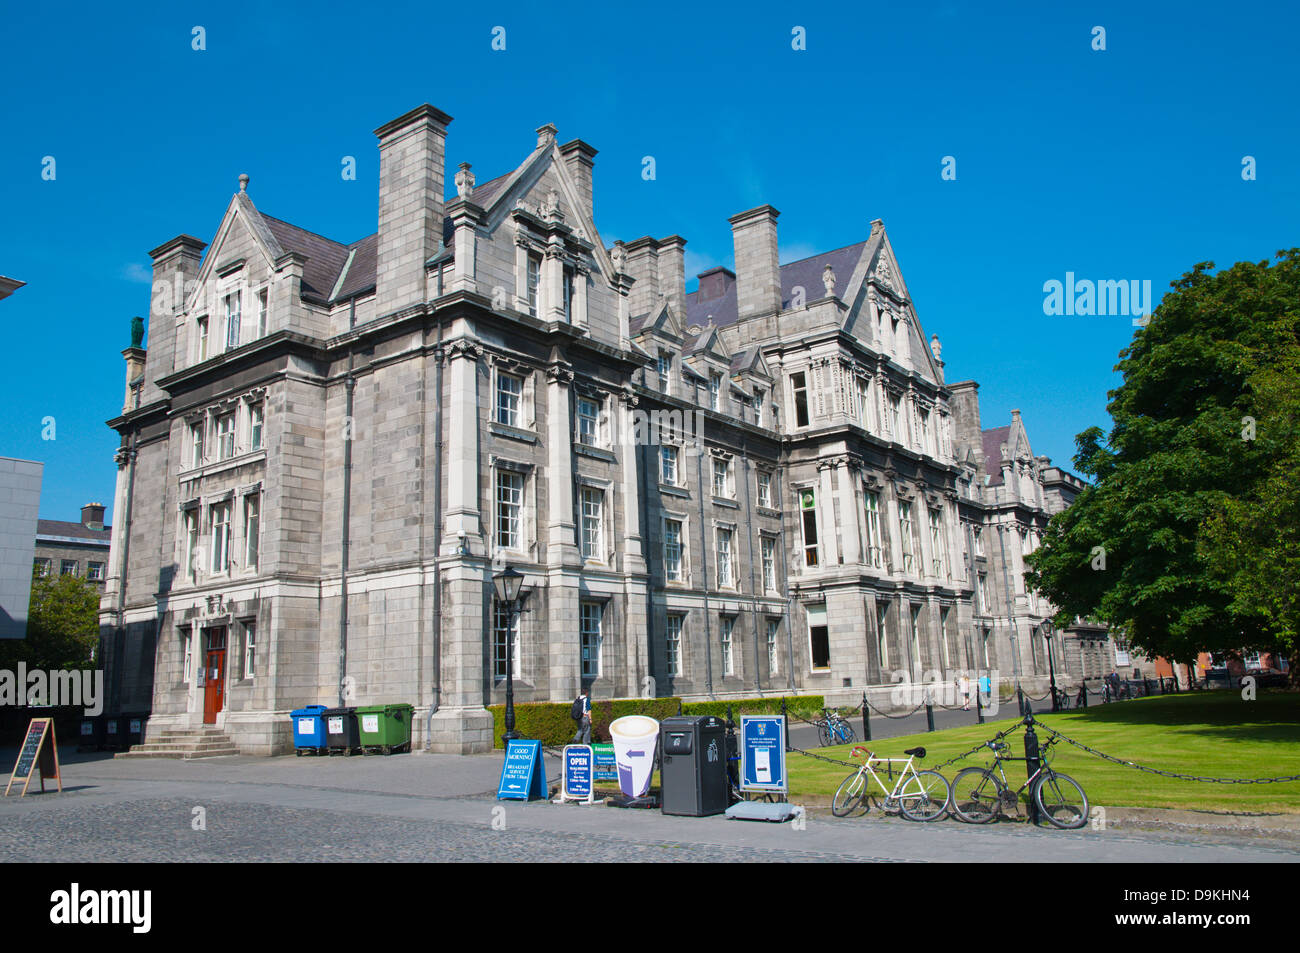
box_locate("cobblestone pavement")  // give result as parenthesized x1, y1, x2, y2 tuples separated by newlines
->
(1, 752, 1296, 863)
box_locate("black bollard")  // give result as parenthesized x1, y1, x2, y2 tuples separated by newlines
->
(1080, 682, 1088, 708)
(1023, 714, 1041, 825)
(1017, 686, 1026, 717)
(861, 692, 871, 742)
(976, 688, 985, 724)
(925, 689, 936, 733)
(782, 697, 790, 751)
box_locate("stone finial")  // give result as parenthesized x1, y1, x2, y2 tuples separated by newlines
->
(238, 173, 250, 193)
(876, 255, 893, 285)
(822, 264, 836, 297)
(536, 123, 557, 148)
(541, 187, 562, 221)
(930, 333, 942, 362)
(455, 162, 475, 199)
(130, 316, 145, 348)
(610, 240, 627, 274)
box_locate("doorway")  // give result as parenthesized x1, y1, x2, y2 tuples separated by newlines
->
(203, 626, 227, 724)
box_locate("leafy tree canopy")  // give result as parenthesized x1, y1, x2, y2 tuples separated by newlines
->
(0, 570, 100, 671)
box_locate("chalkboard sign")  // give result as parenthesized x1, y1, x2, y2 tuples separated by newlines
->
(5, 718, 62, 797)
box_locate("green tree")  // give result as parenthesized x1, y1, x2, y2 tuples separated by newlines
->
(1026, 250, 1300, 682)
(0, 570, 100, 671)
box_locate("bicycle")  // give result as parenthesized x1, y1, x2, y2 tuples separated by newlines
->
(831, 745, 951, 821)
(948, 731, 1089, 829)
(816, 708, 857, 747)
(1051, 686, 1072, 710)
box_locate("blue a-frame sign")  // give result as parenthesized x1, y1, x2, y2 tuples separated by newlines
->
(497, 739, 547, 800)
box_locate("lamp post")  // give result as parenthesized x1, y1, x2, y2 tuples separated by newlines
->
(1041, 620, 1058, 712)
(493, 566, 529, 744)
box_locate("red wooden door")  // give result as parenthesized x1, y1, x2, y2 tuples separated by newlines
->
(203, 627, 227, 724)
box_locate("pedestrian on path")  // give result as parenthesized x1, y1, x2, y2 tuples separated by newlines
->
(571, 688, 592, 745)
(958, 675, 971, 710)
(978, 672, 992, 706)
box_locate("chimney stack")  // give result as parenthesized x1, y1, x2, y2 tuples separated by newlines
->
(81, 502, 106, 531)
(624, 237, 661, 318)
(374, 104, 453, 315)
(729, 205, 782, 318)
(656, 236, 687, 317)
(559, 139, 597, 221)
(142, 235, 205, 405)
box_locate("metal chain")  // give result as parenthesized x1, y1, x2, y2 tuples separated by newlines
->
(864, 696, 928, 720)
(929, 722, 1025, 771)
(1034, 722, 1300, 784)
(787, 745, 863, 769)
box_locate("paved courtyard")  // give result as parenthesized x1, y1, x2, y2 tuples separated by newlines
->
(2, 749, 1297, 863)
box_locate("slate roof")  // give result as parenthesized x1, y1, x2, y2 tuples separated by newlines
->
(36, 520, 112, 543)
(981, 426, 1011, 485)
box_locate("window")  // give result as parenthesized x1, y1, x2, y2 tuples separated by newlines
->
(216, 413, 235, 460)
(88, 561, 105, 581)
(249, 403, 264, 451)
(33, 558, 51, 577)
(660, 445, 679, 486)
(982, 627, 991, 667)
(808, 604, 830, 669)
(196, 317, 208, 361)
(919, 409, 932, 455)
(857, 378, 872, 430)
(977, 573, 989, 614)
(864, 490, 884, 568)
(940, 606, 951, 669)
(580, 601, 602, 678)
(563, 267, 574, 323)
(888, 395, 902, 441)
(495, 470, 523, 551)
(189, 421, 204, 468)
(1020, 527, 1031, 557)
(257, 289, 268, 337)
(929, 507, 948, 578)
(210, 502, 231, 573)
(909, 605, 924, 674)
(580, 487, 604, 562)
(244, 494, 260, 572)
(973, 525, 985, 557)
(526, 252, 541, 316)
(761, 537, 777, 593)
(716, 527, 733, 588)
(243, 621, 257, 679)
(708, 372, 722, 411)
(61, 559, 77, 576)
(800, 488, 819, 568)
(182, 632, 193, 685)
(225, 290, 241, 350)
(720, 616, 736, 676)
(666, 614, 683, 677)
(791, 372, 810, 427)
(492, 601, 520, 680)
(184, 511, 199, 582)
(496, 372, 522, 428)
(753, 388, 765, 427)
(767, 619, 779, 676)
(657, 351, 672, 393)
(757, 470, 772, 508)
(899, 502, 916, 574)
(664, 519, 684, 582)
(577, 396, 601, 446)
(711, 457, 733, 498)
(876, 602, 890, 669)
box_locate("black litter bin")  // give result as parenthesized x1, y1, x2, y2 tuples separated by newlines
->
(323, 707, 360, 754)
(102, 716, 124, 750)
(659, 715, 730, 817)
(124, 713, 147, 748)
(77, 716, 103, 752)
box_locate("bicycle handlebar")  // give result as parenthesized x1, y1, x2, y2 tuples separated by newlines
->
(850, 745, 873, 760)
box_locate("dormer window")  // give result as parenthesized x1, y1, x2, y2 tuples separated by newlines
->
(753, 388, 766, 427)
(196, 317, 209, 362)
(708, 372, 722, 411)
(526, 253, 542, 317)
(657, 351, 672, 393)
(224, 290, 241, 350)
(257, 289, 269, 337)
(791, 372, 810, 428)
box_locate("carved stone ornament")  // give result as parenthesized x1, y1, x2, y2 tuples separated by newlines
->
(930, 333, 942, 362)
(876, 255, 893, 287)
(610, 241, 627, 274)
(455, 162, 475, 199)
(822, 264, 836, 297)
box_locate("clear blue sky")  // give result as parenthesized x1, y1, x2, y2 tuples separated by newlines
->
(2, 1, 1296, 524)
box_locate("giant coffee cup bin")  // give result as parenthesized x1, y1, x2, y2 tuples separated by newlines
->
(322, 707, 360, 755)
(659, 715, 729, 817)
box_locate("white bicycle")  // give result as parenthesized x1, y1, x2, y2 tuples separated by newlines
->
(831, 745, 951, 821)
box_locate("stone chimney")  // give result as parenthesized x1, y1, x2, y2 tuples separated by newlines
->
(729, 205, 782, 318)
(696, 267, 735, 303)
(656, 236, 687, 317)
(81, 503, 106, 531)
(947, 380, 984, 466)
(142, 235, 205, 405)
(559, 139, 597, 221)
(374, 104, 453, 316)
(624, 237, 661, 318)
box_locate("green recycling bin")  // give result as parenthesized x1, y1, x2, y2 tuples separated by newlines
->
(355, 703, 414, 754)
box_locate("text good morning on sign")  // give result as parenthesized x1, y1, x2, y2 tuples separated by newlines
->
(5, 717, 62, 797)
(497, 739, 547, 801)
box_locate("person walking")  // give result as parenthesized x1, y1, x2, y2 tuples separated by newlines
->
(978, 672, 992, 706)
(958, 674, 971, 710)
(571, 688, 592, 745)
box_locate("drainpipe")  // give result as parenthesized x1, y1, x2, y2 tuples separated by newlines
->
(742, 452, 761, 694)
(427, 286, 444, 745)
(778, 464, 796, 693)
(339, 298, 356, 707)
(695, 435, 714, 697)
(112, 431, 138, 716)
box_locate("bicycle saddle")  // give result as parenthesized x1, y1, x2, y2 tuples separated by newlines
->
(904, 746, 926, 758)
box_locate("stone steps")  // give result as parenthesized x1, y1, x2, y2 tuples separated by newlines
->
(116, 726, 240, 760)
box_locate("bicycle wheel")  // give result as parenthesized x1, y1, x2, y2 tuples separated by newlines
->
(898, 770, 951, 822)
(831, 770, 867, 817)
(841, 723, 857, 745)
(949, 767, 1001, 824)
(1033, 771, 1089, 829)
(817, 721, 831, 746)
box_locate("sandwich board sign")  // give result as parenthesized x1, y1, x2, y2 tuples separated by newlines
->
(557, 744, 596, 804)
(592, 742, 617, 781)
(497, 739, 546, 801)
(739, 715, 787, 795)
(5, 717, 62, 797)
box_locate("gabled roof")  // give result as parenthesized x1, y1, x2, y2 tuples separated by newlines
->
(981, 426, 1011, 485)
(36, 519, 112, 542)
(261, 214, 352, 305)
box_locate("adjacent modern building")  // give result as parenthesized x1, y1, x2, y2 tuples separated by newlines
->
(0, 457, 43, 639)
(33, 503, 112, 588)
(101, 105, 1109, 754)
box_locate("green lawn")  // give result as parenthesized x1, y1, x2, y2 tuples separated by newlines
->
(787, 691, 1300, 813)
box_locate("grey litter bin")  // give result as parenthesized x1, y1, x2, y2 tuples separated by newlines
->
(659, 715, 729, 817)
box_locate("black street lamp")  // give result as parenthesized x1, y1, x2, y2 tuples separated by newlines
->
(492, 566, 529, 744)
(1041, 620, 1059, 712)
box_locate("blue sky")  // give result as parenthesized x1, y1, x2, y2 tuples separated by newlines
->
(2, 1, 1296, 523)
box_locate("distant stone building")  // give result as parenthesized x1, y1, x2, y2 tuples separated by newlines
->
(102, 105, 1109, 755)
(33, 503, 111, 588)
(0, 457, 43, 639)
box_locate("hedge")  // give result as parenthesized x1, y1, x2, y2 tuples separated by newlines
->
(487, 694, 826, 748)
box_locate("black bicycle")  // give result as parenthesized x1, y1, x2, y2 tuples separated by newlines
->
(949, 732, 1089, 829)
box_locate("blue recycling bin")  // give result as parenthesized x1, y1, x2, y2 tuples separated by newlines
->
(291, 705, 330, 755)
